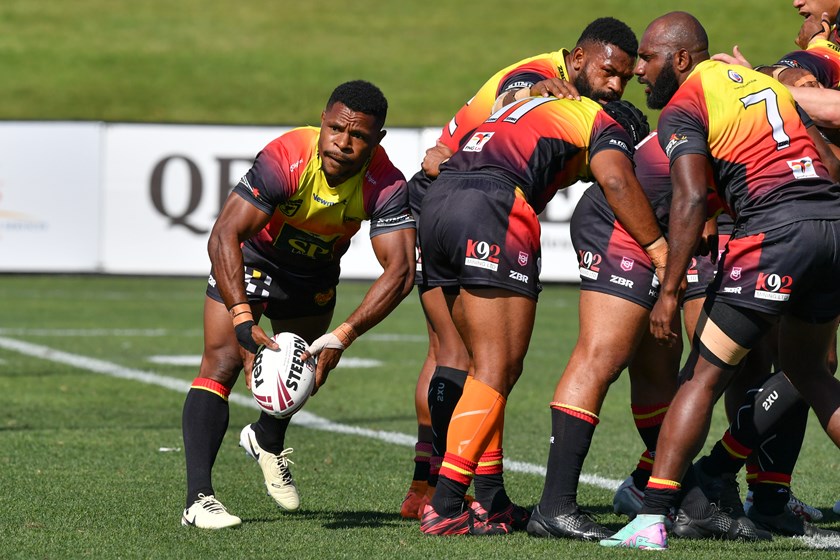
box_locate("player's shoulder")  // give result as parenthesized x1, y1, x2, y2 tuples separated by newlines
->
(365, 146, 407, 188)
(261, 126, 318, 162)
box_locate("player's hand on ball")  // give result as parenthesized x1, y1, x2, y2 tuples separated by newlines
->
(242, 324, 277, 390)
(301, 323, 358, 395)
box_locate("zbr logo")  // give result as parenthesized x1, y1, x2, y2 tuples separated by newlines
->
(727, 69, 743, 83)
(465, 239, 500, 271)
(463, 132, 495, 152)
(787, 157, 818, 179)
(755, 272, 793, 302)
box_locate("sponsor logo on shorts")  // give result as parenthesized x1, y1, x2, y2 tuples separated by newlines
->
(463, 132, 495, 152)
(518, 251, 529, 266)
(664, 133, 689, 158)
(620, 256, 634, 272)
(314, 287, 335, 306)
(727, 69, 743, 83)
(724, 286, 742, 294)
(577, 250, 601, 280)
(754, 272, 792, 302)
(509, 270, 529, 284)
(687, 258, 698, 283)
(730, 267, 742, 280)
(610, 275, 634, 289)
(787, 157, 818, 179)
(465, 238, 500, 271)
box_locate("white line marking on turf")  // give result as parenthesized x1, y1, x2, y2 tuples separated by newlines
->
(148, 355, 383, 368)
(0, 335, 616, 493)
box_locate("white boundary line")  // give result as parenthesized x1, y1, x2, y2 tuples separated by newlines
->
(3, 335, 838, 549)
(0, 335, 619, 492)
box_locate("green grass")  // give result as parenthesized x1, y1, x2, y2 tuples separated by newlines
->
(0, 275, 838, 558)
(0, 1, 805, 127)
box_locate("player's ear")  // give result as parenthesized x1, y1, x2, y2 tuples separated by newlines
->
(571, 46, 586, 71)
(376, 129, 387, 144)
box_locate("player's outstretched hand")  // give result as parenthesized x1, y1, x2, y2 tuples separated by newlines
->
(530, 78, 580, 100)
(711, 45, 751, 67)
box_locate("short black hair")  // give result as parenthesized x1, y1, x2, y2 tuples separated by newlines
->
(326, 80, 388, 127)
(576, 17, 638, 58)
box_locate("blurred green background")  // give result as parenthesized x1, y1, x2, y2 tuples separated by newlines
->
(0, 1, 803, 126)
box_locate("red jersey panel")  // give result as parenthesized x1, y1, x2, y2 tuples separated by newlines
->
(440, 96, 634, 214)
(233, 127, 413, 275)
(658, 60, 840, 234)
(438, 50, 569, 152)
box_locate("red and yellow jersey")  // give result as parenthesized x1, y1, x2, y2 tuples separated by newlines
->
(440, 95, 633, 214)
(233, 127, 413, 274)
(658, 60, 840, 234)
(438, 49, 570, 152)
(776, 38, 840, 87)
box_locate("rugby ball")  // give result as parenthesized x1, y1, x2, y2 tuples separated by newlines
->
(250, 332, 316, 419)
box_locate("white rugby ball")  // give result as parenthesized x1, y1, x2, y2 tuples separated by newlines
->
(250, 332, 316, 419)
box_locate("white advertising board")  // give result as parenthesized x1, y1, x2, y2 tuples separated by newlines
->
(0, 122, 102, 272)
(1, 121, 583, 282)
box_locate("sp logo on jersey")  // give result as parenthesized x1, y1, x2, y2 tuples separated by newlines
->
(463, 132, 495, 152)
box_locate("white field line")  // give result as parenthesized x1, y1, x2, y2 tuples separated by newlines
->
(0, 334, 617, 492)
(3, 337, 837, 550)
(148, 355, 383, 368)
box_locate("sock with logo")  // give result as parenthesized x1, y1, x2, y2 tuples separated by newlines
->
(182, 377, 231, 508)
(538, 404, 598, 517)
(427, 366, 468, 487)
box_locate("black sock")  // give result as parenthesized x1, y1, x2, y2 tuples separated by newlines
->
(474, 472, 511, 511)
(752, 484, 790, 515)
(254, 412, 291, 453)
(182, 387, 229, 508)
(431, 476, 470, 517)
(640, 487, 681, 517)
(427, 367, 468, 486)
(538, 407, 597, 517)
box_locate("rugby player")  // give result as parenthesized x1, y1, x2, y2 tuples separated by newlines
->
(602, 12, 840, 549)
(180, 80, 415, 529)
(400, 17, 641, 529)
(417, 92, 666, 535)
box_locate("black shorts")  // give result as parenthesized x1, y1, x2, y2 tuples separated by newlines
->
(570, 194, 658, 309)
(710, 219, 840, 322)
(205, 247, 337, 320)
(684, 231, 733, 302)
(408, 170, 433, 289)
(418, 172, 542, 299)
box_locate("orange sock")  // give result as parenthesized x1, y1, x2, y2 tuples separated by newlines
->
(439, 377, 506, 484)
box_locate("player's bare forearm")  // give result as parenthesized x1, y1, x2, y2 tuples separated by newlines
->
(663, 154, 709, 296)
(592, 150, 662, 248)
(342, 227, 415, 334)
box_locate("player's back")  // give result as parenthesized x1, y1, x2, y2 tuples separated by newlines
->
(440, 95, 630, 214)
(659, 60, 840, 233)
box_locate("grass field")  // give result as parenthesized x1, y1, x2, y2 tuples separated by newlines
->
(0, 1, 807, 127)
(1, 275, 839, 559)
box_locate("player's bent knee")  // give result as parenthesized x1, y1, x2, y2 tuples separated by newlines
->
(696, 300, 772, 369)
